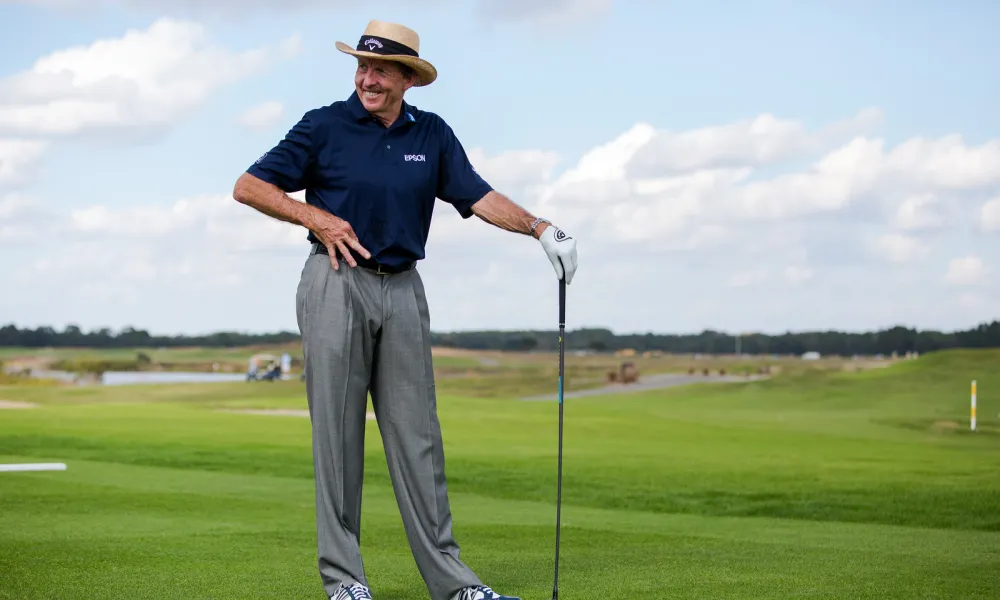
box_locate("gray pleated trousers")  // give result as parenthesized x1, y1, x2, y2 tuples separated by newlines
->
(295, 244, 482, 600)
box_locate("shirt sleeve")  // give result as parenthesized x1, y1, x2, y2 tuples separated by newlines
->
(245, 110, 316, 192)
(436, 118, 493, 218)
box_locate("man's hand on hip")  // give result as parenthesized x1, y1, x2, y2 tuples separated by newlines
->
(307, 210, 371, 270)
(538, 224, 578, 284)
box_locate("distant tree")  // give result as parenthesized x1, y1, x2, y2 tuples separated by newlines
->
(589, 340, 608, 352)
(1, 320, 998, 355)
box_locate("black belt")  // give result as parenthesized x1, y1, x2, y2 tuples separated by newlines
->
(313, 244, 414, 274)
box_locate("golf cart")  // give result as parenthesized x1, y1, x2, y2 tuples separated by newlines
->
(246, 353, 284, 382)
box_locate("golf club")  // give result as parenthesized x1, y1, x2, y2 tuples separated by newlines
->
(552, 274, 566, 600)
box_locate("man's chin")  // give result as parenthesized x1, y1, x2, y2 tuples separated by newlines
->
(360, 93, 385, 110)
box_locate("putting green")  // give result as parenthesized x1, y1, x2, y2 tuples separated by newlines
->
(1, 348, 998, 599)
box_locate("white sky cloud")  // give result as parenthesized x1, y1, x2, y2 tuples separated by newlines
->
(728, 268, 770, 288)
(892, 193, 947, 231)
(628, 108, 882, 176)
(236, 101, 285, 131)
(66, 193, 304, 251)
(944, 255, 987, 286)
(981, 196, 1000, 232)
(784, 265, 815, 285)
(0, 193, 50, 244)
(0, 18, 301, 139)
(7, 105, 995, 333)
(0, 139, 47, 189)
(871, 233, 931, 264)
(882, 135, 1000, 190)
(0, 139, 50, 244)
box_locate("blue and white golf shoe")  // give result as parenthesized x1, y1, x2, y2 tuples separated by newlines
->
(330, 581, 372, 600)
(451, 585, 521, 600)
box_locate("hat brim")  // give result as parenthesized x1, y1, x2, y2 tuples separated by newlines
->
(336, 41, 437, 86)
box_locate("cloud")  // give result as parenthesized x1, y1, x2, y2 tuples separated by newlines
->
(728, 268, 769, 288)
(628, 108, 883, 176)
(468, 147, 560, 201)
(871, 233, 931, 264)
(0, 18, 302, 139)
(66, 193, 304, 252)
(0, 139, 51, 244)
(0, 193, 50, 244)
(891, 193, 947, 231)
(236, 101, 285, 131)
(0, 139, 48, 189)
(5, 107, 999, 333)
(511, 111, 999, 251)
(882, 135, 1000, 190)
(784, 265, 815, 285)
(944, 255, 987, 286)
(981, 196, 1000, 232)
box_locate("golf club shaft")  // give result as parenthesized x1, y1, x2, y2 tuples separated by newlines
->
(553, 277, 566, 600)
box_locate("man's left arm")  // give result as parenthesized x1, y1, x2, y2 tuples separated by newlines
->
(469, 190, 547, 238)
(470, 191, 578, 284)
(436, 119, 578, 283)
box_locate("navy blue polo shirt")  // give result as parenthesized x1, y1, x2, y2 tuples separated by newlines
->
(246, 91, 493, 269)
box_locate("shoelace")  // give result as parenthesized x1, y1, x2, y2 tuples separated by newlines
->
(461, 586, 497, 600)
(338, 583, 372, 600)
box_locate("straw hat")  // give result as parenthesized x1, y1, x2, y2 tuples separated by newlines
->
(336, 20, 437, 86)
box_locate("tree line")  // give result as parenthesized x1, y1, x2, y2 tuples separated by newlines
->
(2, 321, 998, 357)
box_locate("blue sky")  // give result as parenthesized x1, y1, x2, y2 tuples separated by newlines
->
(1, 0, 998, 336)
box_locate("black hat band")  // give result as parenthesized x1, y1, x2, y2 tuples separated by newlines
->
(356, 35, 418, 57)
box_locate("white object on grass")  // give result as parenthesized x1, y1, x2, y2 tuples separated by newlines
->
(0, 463, 67, 472)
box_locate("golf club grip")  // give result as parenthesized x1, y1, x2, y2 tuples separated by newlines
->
(558, 278, 566, 326)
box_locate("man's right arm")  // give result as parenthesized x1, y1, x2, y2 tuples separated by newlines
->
(232, 172, 321, 231)
(232, 173, 371, 269)
(232, 109, 371, 268)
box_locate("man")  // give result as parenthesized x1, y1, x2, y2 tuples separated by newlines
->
(232, 19, 578, 600)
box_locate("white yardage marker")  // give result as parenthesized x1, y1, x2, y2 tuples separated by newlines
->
(0, 463, 67, 472)
(971, 380, 977, 432)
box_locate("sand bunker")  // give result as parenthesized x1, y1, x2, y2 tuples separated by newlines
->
(220, 408, 376, 420)
(0, 400, 38, 409)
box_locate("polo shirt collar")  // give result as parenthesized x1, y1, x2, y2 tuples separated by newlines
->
(346, 91, 417, 127)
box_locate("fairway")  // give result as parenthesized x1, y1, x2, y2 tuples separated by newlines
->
(1, 349, 998, 599)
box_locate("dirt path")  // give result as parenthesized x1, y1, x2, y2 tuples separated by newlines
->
(521, 372, 766, 401)
(0, 400, 38, 409)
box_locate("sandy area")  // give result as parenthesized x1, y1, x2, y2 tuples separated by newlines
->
(219, 408, 376, 420)
(0, 400, 38, 409)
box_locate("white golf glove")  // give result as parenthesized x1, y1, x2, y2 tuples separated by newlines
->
(538, 224, 578, 284)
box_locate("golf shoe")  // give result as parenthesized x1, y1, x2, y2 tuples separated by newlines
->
(451, 585, 521, 600)
(331, 581, 372, 600)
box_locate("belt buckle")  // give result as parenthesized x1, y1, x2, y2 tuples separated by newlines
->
(376, 263, 388, 275)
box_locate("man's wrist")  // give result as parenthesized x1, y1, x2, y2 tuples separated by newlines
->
(299, 202, 328, 232)
(530, 217, 551, 239)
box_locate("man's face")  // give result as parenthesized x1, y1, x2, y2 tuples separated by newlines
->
(355, 57, 414, 117)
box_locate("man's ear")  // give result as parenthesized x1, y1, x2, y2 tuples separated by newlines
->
(403, 72, 417, 91)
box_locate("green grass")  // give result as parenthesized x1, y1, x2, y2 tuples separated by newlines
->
(1, 348, 998, 599)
